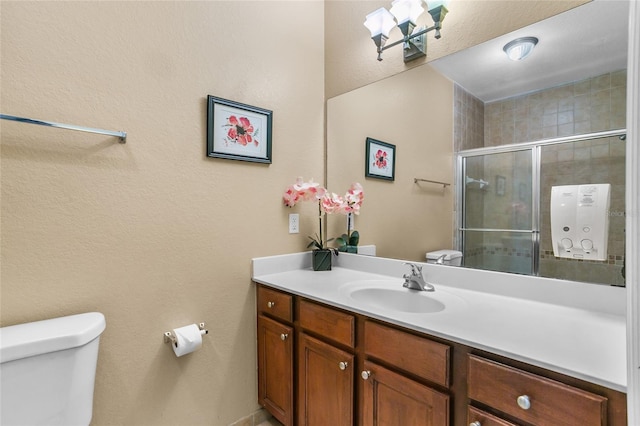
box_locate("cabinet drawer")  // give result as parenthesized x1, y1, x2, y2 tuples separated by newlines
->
(299, 299, 355, 348)
(364, 320, 450, 388)
(468, 405, 517, 426)
(257, 286, 293, 322)
(468, 355, 607, 426)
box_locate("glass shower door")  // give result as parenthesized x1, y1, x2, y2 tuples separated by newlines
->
(461, 149, 536, 275)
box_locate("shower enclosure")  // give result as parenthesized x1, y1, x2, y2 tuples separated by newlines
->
(457, 130, 626, 286)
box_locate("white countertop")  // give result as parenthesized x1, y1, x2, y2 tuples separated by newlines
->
(252, 252, 627, 393)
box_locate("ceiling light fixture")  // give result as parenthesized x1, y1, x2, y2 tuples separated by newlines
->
(364, 0, 450, 62)
(503, 37, 539, 61)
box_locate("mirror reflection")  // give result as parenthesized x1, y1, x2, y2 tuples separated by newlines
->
(326, 0, 628, 286)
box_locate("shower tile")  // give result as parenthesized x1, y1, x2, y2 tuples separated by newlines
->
(558, 98, 574, 112)
(543, 113, 558, 127)
(591, 74, 611, 92)
(611, 86, 626, 105)
(574, 107, 591, 122)
(590, 143, 610, 158)
(558, 149, 573, 162)
(574, 147, 590, 161)
(610, 140, 626, 157)
(611, 69, 627, 87)
(573, 94, 590, 110)
(558, 110, 574, 125)
(558, 123, 574, 136)
(543, 100, 558, 115)
(574, 79, 591, 96)
(543, 126, 558, 139)
(501, 99, 516, 112)
(611, 111, 626, 130)
(574, 121, 591, 134)
(590, 89, 611, 106)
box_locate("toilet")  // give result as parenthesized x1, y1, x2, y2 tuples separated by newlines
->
(0, 312, 106, 426)
(426, 249, 463, 266)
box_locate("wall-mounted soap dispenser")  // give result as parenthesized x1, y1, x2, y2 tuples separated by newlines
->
(550, 184, 611, 261)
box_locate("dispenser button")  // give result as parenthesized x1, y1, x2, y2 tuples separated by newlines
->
(583, 226, 591, 233)
(563, 226, 570, 232)
(561, 238, 573, 249)
(581, 239, 594, 250)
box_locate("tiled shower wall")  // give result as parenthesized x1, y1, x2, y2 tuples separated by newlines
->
(454, 70, 627, 286)
(539, 137, 626, 285)
(485, 70, 626, 146)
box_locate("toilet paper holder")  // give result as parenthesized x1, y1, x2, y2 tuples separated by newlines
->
(164, 322, 208, 346)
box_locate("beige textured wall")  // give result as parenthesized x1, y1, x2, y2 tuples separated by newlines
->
(0, 2, 323, 425)
(326, 65, 454, 261)
(324, 0, 589, 99)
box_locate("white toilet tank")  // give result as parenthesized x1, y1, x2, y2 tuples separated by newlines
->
(0, 312, 106, 426)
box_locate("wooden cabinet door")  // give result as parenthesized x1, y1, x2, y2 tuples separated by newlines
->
(298, 333, 355, 426)
(257, 315, 294, 426)
(361, 360, 449, 426)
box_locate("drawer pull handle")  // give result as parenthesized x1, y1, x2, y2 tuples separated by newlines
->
(280, 333, 288, 341)
(339, 361, 349, 370)
(517, 395, 531, 410)
(361, 370, 371, 380)
(267, 301, 275, 308)
(470, 422, 482, 426)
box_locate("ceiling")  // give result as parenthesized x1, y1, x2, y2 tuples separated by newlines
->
(430, 0, 629, 103)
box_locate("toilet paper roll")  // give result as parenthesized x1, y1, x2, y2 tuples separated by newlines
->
(172, 324, 205, 357)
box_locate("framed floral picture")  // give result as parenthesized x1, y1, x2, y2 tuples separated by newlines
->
(365, 137, 395, 181)
(206, 95, 272, 163)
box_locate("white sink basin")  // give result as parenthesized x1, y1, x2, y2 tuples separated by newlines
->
(339, 279, 465, 314)
(350, 287, 445, 313)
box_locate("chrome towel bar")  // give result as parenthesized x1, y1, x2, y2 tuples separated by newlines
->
(414, 178, 450, 188)
(1, 114, 127, 143)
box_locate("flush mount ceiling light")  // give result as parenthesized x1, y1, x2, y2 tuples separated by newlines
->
(503, 37, 539, 61)
(364, 0, 450, 62)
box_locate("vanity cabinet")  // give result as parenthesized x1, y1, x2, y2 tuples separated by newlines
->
(255, 284, 626, 426)
(468, 355, 608, 426)
(298, 332, 354, 425)
(297, 299, 356, 425)
(361, 360, 449, 425)
(362, 320, 450, 425)
(257, 287, 294, 426)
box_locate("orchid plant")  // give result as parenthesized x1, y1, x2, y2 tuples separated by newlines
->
(283, 177, 364, 251)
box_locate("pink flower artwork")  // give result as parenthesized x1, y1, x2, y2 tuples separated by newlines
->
(225, 115, 259, 147)
(374, 149, 388, 169)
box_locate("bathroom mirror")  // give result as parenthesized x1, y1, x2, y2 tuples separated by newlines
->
(326, 0, 628, 286)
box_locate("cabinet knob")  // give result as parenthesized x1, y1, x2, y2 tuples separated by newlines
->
(267, 301, 275, 308)
(361, 370, 371, 380)
(517, 395, 531, 410)
(280, 333, 288, 341)
(470, 422, 482, 426)
(338, 361, 348, 370)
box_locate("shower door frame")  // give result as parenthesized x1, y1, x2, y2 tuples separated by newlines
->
(456, 128, 626, 277)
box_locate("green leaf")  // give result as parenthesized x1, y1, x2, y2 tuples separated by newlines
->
(349, 230, 360, 246)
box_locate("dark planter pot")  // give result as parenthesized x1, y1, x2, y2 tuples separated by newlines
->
(312, 249, 332, 271)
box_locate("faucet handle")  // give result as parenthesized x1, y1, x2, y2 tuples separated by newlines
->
(403, 262, 422, 275)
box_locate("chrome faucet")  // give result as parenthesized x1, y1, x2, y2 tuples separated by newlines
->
(402, 263, 435, 292)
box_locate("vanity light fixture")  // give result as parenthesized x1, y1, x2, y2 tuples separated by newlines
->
(364, 0, 449, 62)
(503, 37, 539, 61)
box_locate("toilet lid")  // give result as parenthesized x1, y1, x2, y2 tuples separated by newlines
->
(0, 312, 105, 363)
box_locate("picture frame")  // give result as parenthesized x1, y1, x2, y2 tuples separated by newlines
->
(496, 175, 506, 196)
(206, 95, 272, 163)
(365, 137, 396, 181)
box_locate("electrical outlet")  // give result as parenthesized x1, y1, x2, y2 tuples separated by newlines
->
(289, 214, 300, 234)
